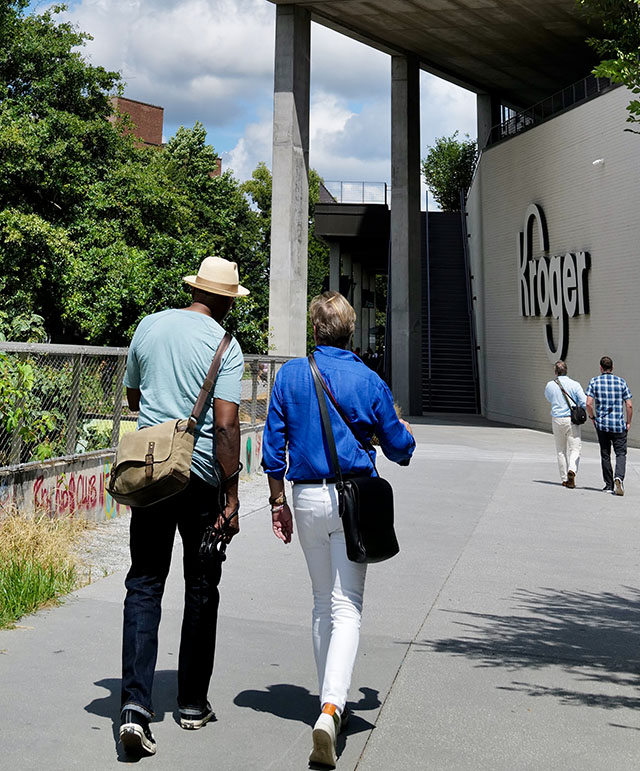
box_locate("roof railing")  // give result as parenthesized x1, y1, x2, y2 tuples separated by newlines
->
(323, 180, 388, 205)
(486, 73, 616, 147)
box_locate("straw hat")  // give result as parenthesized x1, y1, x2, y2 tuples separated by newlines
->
(183, 256, 250, 297)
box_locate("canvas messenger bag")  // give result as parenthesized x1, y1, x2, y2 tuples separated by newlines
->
(107, 332, 232, 507)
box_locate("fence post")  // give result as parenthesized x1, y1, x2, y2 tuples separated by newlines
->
(268, 360, 276, 401)
(111, 355, 127, 447)
(9, 418, 23, 465)
(250, 361, 259, 426)
(66, 354, 83, 454)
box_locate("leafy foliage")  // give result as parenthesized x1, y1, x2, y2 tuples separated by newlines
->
(0, 2, 330, 355)
(578, 0, 640, 131)
(0, 2, 268, 351)
(421, 132, 478, 211)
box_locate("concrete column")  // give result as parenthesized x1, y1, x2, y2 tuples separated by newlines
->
(353, 261, 362, 353)
(360, 267, 369, 352)
(367, 271, 376, 351)
(477, 92, 501, 151)
(390, 54, 422, 414)
(268, 5, 310, 356)
(329, 242, 341, 292)
(342, 254, 353, 304)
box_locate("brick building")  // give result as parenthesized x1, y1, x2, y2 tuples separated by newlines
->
(109, 96, 164, 147)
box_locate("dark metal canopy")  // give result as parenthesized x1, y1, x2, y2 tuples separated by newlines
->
(268, 0, 601, 109)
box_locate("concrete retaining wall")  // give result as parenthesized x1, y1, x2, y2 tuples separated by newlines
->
(0, 425, 265, 521)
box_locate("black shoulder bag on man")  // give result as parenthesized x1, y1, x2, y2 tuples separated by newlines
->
(309, 354, 399, 564)
(108, 333, 232, 507)
(554, 379, 587, 425)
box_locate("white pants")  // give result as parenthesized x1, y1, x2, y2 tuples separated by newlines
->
(551, 416, 582, 482)
(292, 481, 367, 713)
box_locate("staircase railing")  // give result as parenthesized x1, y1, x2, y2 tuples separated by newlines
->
(459, 190, 481, 413)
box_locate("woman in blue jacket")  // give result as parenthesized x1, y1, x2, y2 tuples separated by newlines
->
(262, 291, 415, 768)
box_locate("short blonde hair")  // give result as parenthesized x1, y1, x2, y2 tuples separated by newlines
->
(309, 291, 356, 347)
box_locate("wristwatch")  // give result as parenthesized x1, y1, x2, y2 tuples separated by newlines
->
(269, 492, 286, 506)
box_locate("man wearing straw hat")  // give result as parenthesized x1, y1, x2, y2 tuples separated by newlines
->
(119, 256, 249, 756)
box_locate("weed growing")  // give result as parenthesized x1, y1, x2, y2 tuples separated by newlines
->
(0, 511, 93, 629)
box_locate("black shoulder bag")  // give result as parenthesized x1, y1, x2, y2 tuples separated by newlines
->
(555, 379, 587, 425)
(308, 354, 399, 564)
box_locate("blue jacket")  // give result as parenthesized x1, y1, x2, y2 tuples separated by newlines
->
(262, 346, 415, 481)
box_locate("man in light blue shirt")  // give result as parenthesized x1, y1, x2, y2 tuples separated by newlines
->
(119, 257, 248, 757)
(544, 360, 586, 489)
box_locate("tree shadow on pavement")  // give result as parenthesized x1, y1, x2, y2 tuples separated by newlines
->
(233, 683, 379, 735)
(413, 586, 640, 719)
(85, 670, 184, 762)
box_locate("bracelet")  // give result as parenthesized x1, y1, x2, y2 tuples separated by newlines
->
(271, 504, 285, 514)
(269, 492, 286, 506)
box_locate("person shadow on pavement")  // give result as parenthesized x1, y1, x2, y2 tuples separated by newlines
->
(85, 670, 197, 762)
(234, 683, 380, 762)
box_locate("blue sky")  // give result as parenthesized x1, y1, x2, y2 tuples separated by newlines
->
(27, 0, 477, 205)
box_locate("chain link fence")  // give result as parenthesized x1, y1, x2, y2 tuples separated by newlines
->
(0, 341, 289, 471)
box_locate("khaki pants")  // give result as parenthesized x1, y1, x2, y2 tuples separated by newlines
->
(551, 416, 582, 482)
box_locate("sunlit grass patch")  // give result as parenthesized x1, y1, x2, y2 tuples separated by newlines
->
(0, 512, 93, 629)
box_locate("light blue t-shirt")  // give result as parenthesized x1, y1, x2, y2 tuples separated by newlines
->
(124, 309, 244, 485)
(544, 375, 587, 418)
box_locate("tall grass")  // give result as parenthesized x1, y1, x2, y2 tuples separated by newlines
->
(0, 512, 91, 629)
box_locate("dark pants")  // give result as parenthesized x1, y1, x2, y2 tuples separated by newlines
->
(595, 428, 627, 489)
(121, 474, 223, 716)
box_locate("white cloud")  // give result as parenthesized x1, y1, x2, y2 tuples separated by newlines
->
(40, 0, 476, 193)
(58, 0, 276, 132)
(223, 110, 273, 181)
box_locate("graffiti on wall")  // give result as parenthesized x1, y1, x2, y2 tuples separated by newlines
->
(0, 457, 127, 520)
(30, 459, 125, 519)
(244, 431, 263, 478)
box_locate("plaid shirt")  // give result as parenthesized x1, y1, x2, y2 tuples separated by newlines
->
(585, 373, 632, 433)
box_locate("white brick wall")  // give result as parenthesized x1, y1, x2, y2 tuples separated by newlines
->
(467, 86, 640, 444)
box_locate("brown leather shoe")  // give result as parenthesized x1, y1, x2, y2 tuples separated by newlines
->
(566, 471, 576, 489)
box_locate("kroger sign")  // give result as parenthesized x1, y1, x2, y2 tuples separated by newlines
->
(517, 203, 590, 363)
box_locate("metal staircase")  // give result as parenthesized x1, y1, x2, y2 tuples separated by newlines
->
(422, 210, 480, 413)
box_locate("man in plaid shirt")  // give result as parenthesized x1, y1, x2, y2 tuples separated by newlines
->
(586, 356, 633, 495)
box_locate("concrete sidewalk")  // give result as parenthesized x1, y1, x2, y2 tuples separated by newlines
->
(1, 417, 639, 770)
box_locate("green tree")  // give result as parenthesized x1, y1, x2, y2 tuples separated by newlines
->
(578, 0, 640, 131)
(0, 3, 269, 352)
(421, 131, 478, 211)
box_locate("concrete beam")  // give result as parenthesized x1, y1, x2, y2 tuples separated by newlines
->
(268, 5, 311, 356)
(390, 54, 422, 415)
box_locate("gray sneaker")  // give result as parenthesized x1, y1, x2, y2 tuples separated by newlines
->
(614, 477, 625, 496)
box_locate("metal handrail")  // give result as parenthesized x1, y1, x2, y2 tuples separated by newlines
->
(487, 73, 616, 147)
(459, 190, 480, 412)
(323, 180, 388, 205)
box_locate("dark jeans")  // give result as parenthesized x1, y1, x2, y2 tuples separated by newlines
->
(595, 428, 627, 489)
(121, 474, 223, 716)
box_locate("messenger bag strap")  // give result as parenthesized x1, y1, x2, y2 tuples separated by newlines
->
(309, 353, 379, 475)
(188, 332, 233, 431)
(309, 356, 344, 487)
(554, 378, 577, 408)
